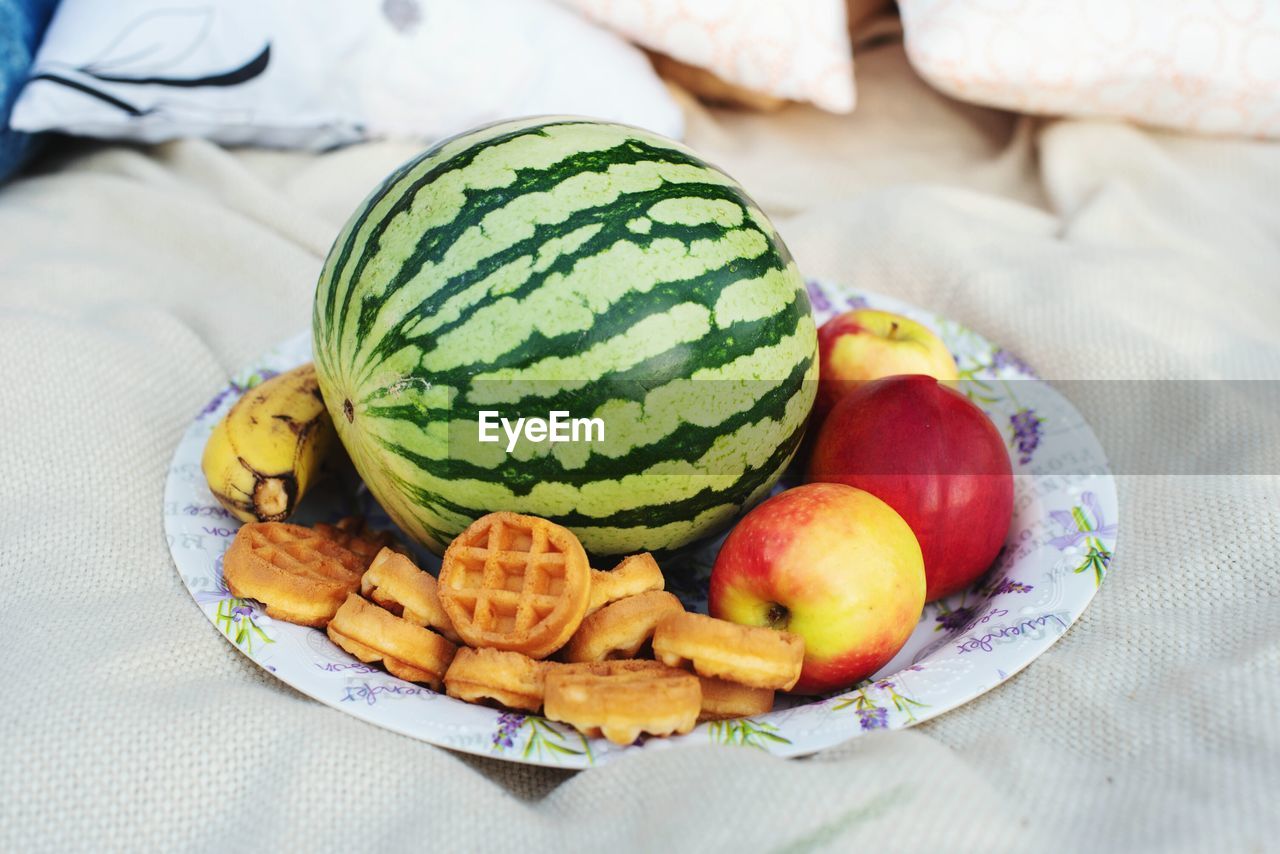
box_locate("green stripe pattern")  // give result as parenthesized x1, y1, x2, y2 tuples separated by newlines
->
(313, 118, 816, 556)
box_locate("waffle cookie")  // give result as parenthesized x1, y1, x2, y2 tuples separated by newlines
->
(437, 512, 591, 659)
(327, 593, 457, 689)
(360, 548, 459, 643)
(697, 676, 775, 721)
(586, 552, 664, 615)
(563, 590, 684, 663)
(653, 611, 805, 691)
(312, 516, 398, 565)
(444, 647, 549, 712)
(544, 660, 701, 745)
(223, 521, 370, 626)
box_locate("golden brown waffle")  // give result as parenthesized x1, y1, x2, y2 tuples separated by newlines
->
(327, 594, 457, 689)
(360, 548, 460, 643)
(697, 676, 775, 721)
(313, 516, 398, 565)
(444, 647, 549, 711)
(563, 590, 684, 663)
(653, 611, 805, 691)
(586, 553, 664, 615)
(223, 522, 368, 626)
(437, 512, 591, 659)
(544, 659, 701, 745)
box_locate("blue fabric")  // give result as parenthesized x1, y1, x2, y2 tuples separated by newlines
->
(1, 0, 60, 184)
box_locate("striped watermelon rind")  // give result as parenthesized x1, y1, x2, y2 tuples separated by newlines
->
(313, 117, 816, 556)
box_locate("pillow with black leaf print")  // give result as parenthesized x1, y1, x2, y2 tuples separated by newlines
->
(9, 0, 683, 150)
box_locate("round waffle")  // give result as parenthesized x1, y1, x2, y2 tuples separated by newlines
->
(223, 521, 369, 626)
(360, 547, 460, 643)
(563, 590, 684, 663)
(652, 611, 805, 691)
(544, 659, 701, 745)
(444, 647, 549, 712)
(437, 512, 591, 659)
(327, 593, 457, 689)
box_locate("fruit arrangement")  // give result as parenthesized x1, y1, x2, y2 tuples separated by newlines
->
(199, 117, 1020, 747)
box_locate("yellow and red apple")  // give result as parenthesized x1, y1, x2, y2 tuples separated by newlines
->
(816, 309, 958, 416)
(709, 482, 926, 694)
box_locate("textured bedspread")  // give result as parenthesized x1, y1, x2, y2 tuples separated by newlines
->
(1, 38, 1277, 852)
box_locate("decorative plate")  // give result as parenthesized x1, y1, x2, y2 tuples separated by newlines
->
(164, 281, 1118, 769)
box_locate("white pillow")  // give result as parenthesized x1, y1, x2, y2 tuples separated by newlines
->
(555, 0, 856, 113)
(11, 0, 684, 149)
(899, 0, 1280, 139)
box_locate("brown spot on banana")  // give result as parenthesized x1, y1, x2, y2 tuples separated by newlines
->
(272, 413, 310, 436)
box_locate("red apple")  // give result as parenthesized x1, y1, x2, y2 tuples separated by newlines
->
(710, 482, 925, 694)
(807, 375, 1013, 601)
(816, 309, 958, 416)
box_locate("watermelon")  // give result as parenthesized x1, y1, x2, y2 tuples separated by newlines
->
(313, 118, 816, 556)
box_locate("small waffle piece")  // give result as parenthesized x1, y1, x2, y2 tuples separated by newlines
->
(312, 516, 398, 565)
(444, 647, 549, 712)
(652, 611, 804, 691)
(563, 591, 684, 663)
(696, 676, 775, 721)
(223, 522, 367, 626)
(586, 552, 664, 615)
(544, 660, 701, 745)
(327, 593, 457, 689)
(360, 547, 459, 643)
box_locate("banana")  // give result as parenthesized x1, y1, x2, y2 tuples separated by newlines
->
(201, 363, 336, 523)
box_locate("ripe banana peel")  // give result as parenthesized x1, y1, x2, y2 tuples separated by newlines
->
(201, 363, 336, 523)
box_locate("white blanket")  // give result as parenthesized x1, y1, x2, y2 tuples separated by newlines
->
(1, 37, 1277, 851)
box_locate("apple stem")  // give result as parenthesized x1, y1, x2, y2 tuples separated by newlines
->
(766, 602, 790, 630)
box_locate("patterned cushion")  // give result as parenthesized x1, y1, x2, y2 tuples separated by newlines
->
(558, 0, 857, 112)
(900, 0, 1280, 138)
